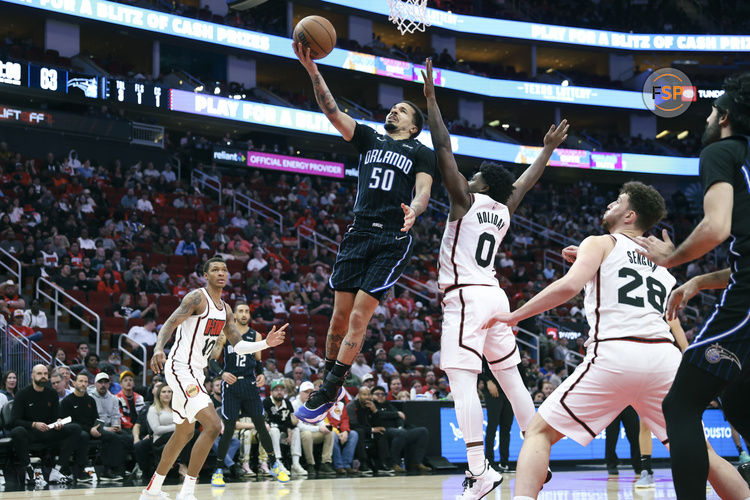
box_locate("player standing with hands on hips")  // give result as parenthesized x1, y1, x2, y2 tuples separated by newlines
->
(139, 258, 286, 500)
(291, 42, 436, 423)
(422, 57, 569, 499)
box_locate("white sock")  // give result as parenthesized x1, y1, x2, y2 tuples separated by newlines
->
(180, 475, 197, 497)
(492, 365, 536, 431)
(145, 473, 166, 493)
(467, 446, 485, 475)
(292, 455, 301, 466)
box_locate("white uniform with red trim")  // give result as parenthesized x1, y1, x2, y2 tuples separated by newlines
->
(539, 233, 681, 445)
(164, 288, 227, 424)
(438, 193, 519, 372)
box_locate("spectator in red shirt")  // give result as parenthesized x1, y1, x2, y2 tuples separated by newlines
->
(326, 395, 359, 475)
(172, 276, 188, 299)
(97, 270, 120, 294)
(0, 279, 25, 320)
(387, 378, 403, 401)
(9, 309, 41, 341)
(116, 371, 144, 429)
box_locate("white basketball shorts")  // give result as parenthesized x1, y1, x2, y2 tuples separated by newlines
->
(164, 359, 212, 424)
(539, 340, 681, 446)
(440, 285, 520, 373)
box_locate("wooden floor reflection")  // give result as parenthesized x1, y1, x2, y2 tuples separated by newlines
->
(0, 468, 721, 500)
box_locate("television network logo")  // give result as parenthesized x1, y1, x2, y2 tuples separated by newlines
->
(642, 68, 696, 117)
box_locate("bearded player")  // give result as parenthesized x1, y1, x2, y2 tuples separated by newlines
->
(422, 58, 568, 499)
(292, 43, 436, 423)
(139, 257, 287, 500)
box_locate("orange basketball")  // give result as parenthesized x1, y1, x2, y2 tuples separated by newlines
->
(293, 15, 337, 60)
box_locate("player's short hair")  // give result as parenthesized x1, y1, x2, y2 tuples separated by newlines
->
(479, 161, 516, 204)
(401, 100, 424, 138)
(203, 256, 226, 274)
(620, 181, 666, 231)
(719, 72, 750, 135)
(235, 300, 249, 309)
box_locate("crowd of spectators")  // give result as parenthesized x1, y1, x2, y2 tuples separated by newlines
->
(0, 123, 729, 486)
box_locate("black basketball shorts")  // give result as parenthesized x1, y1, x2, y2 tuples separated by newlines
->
(684, 280, 750, 382)
(328, 227, 414, 300)
(220, 379, 263, 421)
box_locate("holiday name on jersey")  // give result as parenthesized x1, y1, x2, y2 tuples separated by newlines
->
(363, 149, 413, 175)
(626, 250, 658, 271)
(476, 210, 506, 232)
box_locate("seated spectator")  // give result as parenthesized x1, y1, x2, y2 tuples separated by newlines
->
(387, 378, 403, 401)
(9, 309, 42, 341)
(124, 317, 158, 370)
(267, 269, 290, 294)
(263, 380, 306, 477)
(172, 277, 189, 299)
(327, 395, 359, 475)
(289, 296, 308, 314)
(88, 372, 123, 435)
(52, 347, 68, 367)
(22, 299, 48, 332)
(71, 342, 89, 366)
(0, 279, 25, 319)
(79, 353, 101, 384)
(54, 264, 77, 289)
(252, 296, 281, 329)
(370, 386, 431, 474)
(422, 371, 438, 395)
(246, 249, 268, 272)
(307, 290, 332, 316)
(98, 270, 120, 294)
(269, 287, 287, 315)
(61, 372, 126, 481)
(410, 337, 430, 368)
(136, 193, 154, 213)
(102, 350, 126, 379)
(350, 353, 372, 381)
(435, 377, 451, 400)
(116, 371, 144, 430)
(291, 382, 336, 477)
(175, 236, 197, 256)
(388, 334, 411, 364)
(1, 370, 18, 401)
(147, 383, 176, 448)
(263, 359, 284, 383)
(10, 364, 88, 482)
(50, 368, 72, 402)
(390, 309, 411, 332)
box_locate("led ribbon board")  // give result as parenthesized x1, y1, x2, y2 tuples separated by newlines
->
(322, 0, 750, 51)
(2, 0, 648, 108)
(170, 89, 699, 176)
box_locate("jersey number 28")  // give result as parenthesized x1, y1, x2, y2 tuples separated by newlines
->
(617, 267, 667, 313)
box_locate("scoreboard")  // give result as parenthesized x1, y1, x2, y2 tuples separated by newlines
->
(0, 58, 166, 108)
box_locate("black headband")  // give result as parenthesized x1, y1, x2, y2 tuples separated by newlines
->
(714, 91, 749, 116)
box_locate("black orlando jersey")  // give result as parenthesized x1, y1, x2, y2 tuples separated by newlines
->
(348, 123, 436, 231)
(222, 328, 258, 378)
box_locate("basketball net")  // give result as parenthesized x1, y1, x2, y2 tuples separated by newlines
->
(388, 0, 431, 35)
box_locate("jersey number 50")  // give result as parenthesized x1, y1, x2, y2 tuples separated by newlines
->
(369, 167, 394, 192)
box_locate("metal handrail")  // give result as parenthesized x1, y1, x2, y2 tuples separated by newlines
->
(35, 277, 101, 355)
(512, 214, 575, 247)
(191, 169, 222, 205)
(0, 247, 21, 285)
(3, 324, 52, 388)
(515, 326, 540, 365)
(118, 335, 148, 386)
(234, 192, 283, 232)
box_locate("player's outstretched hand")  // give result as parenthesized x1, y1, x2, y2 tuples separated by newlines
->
(150, 350, 166, 374)
(292, 42, 318, 75)
(266, 323, 288, 347)
(666, 279, 700, 321)
(543, 119, 569, 149)
(635, 229, 675, 267)
(401, 203, 416, 232)
(561, 245, 578, 263)
(421, 58, 435, 99)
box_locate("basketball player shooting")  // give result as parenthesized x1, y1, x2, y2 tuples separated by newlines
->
(488, 183, 749, 500)
(422, 58, 568, 499)
(292, 42, 436, 423)
(139, 258, 287, 500)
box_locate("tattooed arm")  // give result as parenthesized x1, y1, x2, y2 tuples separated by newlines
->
(223, 305, 288, 355)
(150, 289, 206, 373)
(292, 42, 356, 141)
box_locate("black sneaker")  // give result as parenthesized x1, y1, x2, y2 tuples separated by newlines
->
(318, 463, 336, 477)
(305, 465, 317, 478)
(229, 463, 245, 479)
(358, 465, 373, 477)
(607, 465, 618, 475)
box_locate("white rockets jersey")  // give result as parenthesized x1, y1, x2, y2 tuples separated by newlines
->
(168, 288, 227, 372)
(583, 233, 676, 346)
(438, 193, 510, 291)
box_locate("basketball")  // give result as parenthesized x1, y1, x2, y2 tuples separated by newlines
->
(293, 15, 337, 60)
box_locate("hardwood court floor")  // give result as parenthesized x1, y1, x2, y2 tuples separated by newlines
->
(0, 469, 722, 499)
